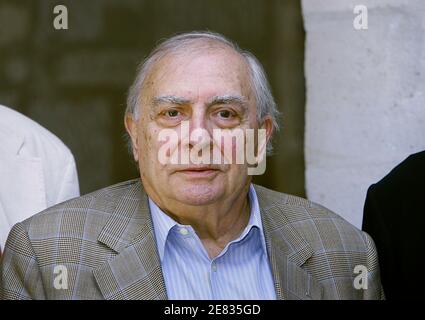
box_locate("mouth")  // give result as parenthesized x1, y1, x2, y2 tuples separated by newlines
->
(176, 167, 221, 178)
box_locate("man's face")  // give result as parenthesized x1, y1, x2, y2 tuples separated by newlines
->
(126, 47, 271, 208)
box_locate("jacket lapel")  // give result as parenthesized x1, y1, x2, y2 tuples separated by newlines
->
(255, 185, 323, 300)
(93, 181, 167, 300)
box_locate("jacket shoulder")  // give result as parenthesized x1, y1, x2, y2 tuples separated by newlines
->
(20, 179, 141, 240)
(254, 184, 350, 222)
(369, 150, 425, 197)
(254, 184, 367, 247)
(254, 184, 382, 300)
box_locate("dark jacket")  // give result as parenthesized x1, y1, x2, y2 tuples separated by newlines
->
(362, 150, 425, 299)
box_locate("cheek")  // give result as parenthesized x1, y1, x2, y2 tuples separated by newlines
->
(217, 129, 250, 165)
(138, 126, 157, 161)
(140, 125, 180, 167)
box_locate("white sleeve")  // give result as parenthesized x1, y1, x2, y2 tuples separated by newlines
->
(56, 154, 80, 203)
(0, 201, 11, 252)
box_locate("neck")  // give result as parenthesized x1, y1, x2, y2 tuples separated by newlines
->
(148, 183, 252, 258)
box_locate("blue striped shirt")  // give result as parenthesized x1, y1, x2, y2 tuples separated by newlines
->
(148, 184, 276, 300)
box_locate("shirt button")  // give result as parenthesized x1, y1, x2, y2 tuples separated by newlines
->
(211, 263, 217, 272)
(179, 228, 189, 236)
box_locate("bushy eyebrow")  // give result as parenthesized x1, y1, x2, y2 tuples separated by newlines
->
(150, 94, 249, 116)
(207, 95, 248, 110)
(152, 95, 192, 106)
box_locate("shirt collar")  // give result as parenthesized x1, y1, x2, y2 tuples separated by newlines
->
(149, 184, 267, 262)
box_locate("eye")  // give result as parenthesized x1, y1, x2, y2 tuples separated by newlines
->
(212, 108, 241, 128)
(218, 110, 233, 118)
(165, 110, 180, 117)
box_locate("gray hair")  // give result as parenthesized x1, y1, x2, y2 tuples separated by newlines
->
(126, 31, 280, 153)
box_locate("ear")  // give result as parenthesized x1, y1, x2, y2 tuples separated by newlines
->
(124, 113, 139, 162)
(260, 115, 273, 146)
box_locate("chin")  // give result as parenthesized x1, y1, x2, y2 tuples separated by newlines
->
(172, 183, 224, 206)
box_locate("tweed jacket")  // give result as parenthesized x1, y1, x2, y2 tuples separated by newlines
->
(0, 179, 383, 300)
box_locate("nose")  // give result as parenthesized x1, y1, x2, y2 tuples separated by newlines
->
(187, 109, 212, 148)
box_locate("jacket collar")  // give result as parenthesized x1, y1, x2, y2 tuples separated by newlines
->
(93, 180, 322, 300)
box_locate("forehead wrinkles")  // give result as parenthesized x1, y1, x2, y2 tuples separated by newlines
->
(141, 45, 253, 98)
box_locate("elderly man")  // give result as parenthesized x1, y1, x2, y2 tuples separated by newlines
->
(0, 32, 383, 300)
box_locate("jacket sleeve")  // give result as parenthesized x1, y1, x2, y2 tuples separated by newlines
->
(0, 222, 46, 300)
(362, 231, 385, 300)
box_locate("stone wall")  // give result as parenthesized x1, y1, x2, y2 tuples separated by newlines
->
(303, 0, 425, 227)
